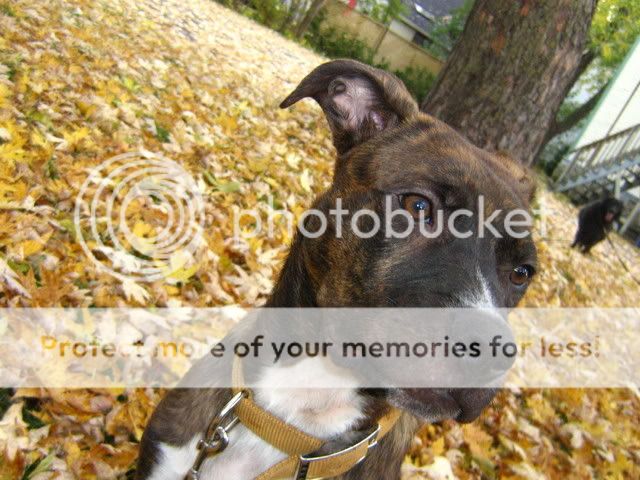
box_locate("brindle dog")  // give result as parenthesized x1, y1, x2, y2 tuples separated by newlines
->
(137, 60, 537, 479)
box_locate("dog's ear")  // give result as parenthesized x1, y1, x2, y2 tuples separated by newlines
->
(280, 59, 419, 154)
(491, 151, 537, 204)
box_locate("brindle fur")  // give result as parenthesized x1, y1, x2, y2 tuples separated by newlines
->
(137, 59, 537, 479)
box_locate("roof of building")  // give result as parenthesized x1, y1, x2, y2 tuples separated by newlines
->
(401, 0, 467, 33)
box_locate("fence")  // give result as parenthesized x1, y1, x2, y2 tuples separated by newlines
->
(322, 0, 444, 75)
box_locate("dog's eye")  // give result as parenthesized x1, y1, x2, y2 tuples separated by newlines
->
(510, 265, 534, 286)
(401, 194, 433, 223)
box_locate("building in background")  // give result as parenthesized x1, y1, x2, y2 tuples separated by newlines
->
(389, 0, 466, 52)
(322, 0, 444, 73)
(554, 37, 640, 240)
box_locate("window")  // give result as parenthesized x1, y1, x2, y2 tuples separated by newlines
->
(412, 31, 433, 48)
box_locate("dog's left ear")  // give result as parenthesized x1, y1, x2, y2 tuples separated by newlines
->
(280, 59, 418, 154)
(491, 151, 537, 204)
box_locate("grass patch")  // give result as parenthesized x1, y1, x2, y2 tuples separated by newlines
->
(0, 3, 16, 17)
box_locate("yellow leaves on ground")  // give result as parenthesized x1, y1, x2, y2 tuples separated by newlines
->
(216, 114, 239, 136)
(462, 423, 495, 461)
(0, 84, 11, 109)
(0, 121, 27, 168)
(299, 168, 314, 193)
(0, 182, 27, 205)
(0, 0, 340, 309)
(60, 127, 92, 153)
(409, 389, 640, 479)
(523, 185, 640, 307)
(19, 268, 74, 307)
(16, 231, 52, 257)
(105, 390, 157, 442)
(0, 0, 639, 478)
(121, 279, 151, 304)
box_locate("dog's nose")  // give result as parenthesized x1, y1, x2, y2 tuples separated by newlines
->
(448, 310, 516, 387)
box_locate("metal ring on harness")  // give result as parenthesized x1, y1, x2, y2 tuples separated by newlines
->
(186, 390, 247, 480)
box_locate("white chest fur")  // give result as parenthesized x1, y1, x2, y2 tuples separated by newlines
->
(147, 358, 365, 480)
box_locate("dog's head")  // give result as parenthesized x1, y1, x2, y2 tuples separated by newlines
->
(602, 197, 623, 224)
(280, 60, 537, 423)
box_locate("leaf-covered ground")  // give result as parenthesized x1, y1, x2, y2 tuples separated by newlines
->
(1, 0, 639, 478)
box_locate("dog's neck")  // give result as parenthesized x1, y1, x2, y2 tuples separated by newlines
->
(200, 237, 367, 476)
(266, 236, 317, 307)
(261, 235, 366, 432)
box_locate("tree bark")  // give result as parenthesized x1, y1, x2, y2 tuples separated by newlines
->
(420, 0, 597, 166)
(294, 0, 327, 39)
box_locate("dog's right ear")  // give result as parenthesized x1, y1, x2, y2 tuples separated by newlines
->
(280, 59, 418, 155)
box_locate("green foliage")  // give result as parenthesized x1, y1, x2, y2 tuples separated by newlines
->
(573, 0, 640, 94)
(540, 141, 572, 177)
(0, 2, 16, 17)
(244, 0, 289, 31)
(216, 0, 289, 31)
(22, 454, 55, 480)
(590, 0, 640, 71)
(548, 0, 639, 145)
(570, 0, 640, 102)
(393, 65, 435, 104)
(22, 398, 46, 429)
(357, 0, 406, 24)
(154, 122, 171, 143)
(306, 24, 379, 66)
(538, 97, 590, 176)
(305, 9, 381, 63)
(424, 0, 474, 59)
(44, 156, 59, 180)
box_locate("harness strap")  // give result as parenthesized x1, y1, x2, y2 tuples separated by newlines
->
(231, 357, 401, 479)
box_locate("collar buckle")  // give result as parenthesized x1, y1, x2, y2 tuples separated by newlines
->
(294, 424, 381, 480)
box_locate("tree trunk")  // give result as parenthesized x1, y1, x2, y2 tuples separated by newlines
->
(420, 0, 597, 166)
(279, 0, 306, 33)
(294, 0, 327, 39)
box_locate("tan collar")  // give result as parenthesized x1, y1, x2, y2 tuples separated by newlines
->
(187, 357, 401, 480)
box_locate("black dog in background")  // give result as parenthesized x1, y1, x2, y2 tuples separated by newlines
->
(572, 197, 623, 253)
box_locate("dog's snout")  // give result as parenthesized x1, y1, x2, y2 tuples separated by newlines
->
(449, 311, 516, 387)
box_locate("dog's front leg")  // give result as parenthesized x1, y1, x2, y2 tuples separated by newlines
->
(136, 388, 233, 479)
